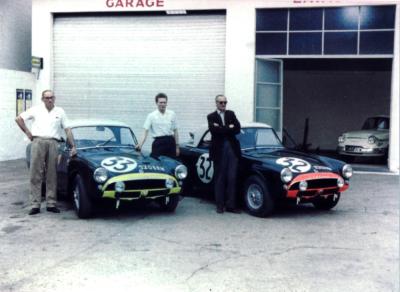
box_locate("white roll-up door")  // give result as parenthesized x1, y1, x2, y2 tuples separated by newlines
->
(53, 13, 226, 146)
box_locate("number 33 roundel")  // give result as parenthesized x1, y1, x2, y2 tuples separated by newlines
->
(101, 156, 137, 173)
(196, 153, 214, 184)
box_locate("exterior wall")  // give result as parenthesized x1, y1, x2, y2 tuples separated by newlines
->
(31, 0, 400, 172)
(0, 0, 32, 72)
(389, 4, 399, 172)
(0, 69, 36, 161)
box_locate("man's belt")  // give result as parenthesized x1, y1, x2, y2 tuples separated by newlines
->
(32, 136, 61, 142)
(154, 135, 174, 140)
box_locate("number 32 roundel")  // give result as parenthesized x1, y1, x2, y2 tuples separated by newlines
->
(276, 157, 311, 173)
(196, 153, 214, 184)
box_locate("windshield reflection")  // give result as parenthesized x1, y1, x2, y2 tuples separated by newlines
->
(72, 126, 137, 149)
(237, 128, 283, 149)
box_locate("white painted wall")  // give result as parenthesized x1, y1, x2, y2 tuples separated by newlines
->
(0, 69, 36, 161)
(0, 0, 32, 72)
(388, 4, 399, 173)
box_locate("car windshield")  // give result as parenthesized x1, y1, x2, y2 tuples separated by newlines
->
(237, 127, 283, 149)
(362, 117, 389, 130)
(72, 126, 137, 149)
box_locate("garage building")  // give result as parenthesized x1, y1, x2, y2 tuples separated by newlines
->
(28, 0, 399, 172)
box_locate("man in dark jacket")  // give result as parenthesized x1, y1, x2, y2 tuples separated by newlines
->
(207, 94, 241, 214)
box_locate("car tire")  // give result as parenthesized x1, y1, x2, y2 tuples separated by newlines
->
(312, 193, 340, 210)
(72, 174, 93, 218)
(243, 175, 275, 217)
(158, 195, 180, 212)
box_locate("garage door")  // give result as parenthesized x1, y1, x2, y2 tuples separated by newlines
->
(53, 13, 226, 147)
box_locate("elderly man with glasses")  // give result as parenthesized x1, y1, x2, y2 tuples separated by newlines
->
(15, 90, 76, 215)
(207, 94, 241, 214)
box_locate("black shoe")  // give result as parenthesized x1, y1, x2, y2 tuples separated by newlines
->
(226, 208, 241, 214)
(46, 206, 60, 213)
(216, 206, 224, 214)
(29, 208, 40, 215)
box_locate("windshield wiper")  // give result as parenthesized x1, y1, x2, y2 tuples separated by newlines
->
(96, 137, 114, 147)
(242, 145, 282, 151)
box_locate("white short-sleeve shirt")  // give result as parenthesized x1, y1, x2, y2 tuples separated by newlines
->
(143, 109, 177, 138)
(20, 103, 69, 140)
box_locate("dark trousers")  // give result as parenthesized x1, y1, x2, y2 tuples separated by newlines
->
(214, 140, 238, 209)
(151, 136, 176, 158)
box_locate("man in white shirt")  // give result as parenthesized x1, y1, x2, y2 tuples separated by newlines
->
(15, 90, 77, 215)
(136, 93, 179, 158)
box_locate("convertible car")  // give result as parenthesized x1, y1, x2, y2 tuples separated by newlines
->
(179, 123, 353, 217)
(27, 119, 187, 218)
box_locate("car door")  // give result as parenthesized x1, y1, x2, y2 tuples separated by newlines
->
(180, 130, 214, 196)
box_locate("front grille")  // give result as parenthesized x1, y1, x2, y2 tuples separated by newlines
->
(105, 179, 175, 191)
(298, 188, 339, 197)
(117, 189, 171, 198)
(290, 178, 338, 190)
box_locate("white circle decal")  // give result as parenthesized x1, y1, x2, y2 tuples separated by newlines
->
(196, 153, 214, 184)
(101, 156, 137, 173)
(276, 157, 311, 173)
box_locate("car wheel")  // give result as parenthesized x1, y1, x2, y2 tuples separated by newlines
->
(243, 175, 274, 217)
(158, 195, 180, 212)
(72, 174, 93, 218)
(312, 193, 340, 210)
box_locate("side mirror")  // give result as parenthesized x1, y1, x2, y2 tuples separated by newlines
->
(188, 132, 194, 144)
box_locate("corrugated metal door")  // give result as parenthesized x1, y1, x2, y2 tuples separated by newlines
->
(53, 14, 226, 146)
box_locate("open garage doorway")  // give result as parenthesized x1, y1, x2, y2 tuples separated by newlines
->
(282, 58, 392, 169)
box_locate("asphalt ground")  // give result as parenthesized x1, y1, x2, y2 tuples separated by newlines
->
(0, 159, 398, 292)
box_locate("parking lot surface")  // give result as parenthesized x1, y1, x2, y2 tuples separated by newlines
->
(0, 159, 398, 292)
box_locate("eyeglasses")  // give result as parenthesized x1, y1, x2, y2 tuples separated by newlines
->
(217, 101, 227, 105)
(43, 96, 55, 100)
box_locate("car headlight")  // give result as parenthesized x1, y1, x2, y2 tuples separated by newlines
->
(342, 164, 353, 179)
(115, 181, 125, 192)
(165, 178, 174, 189)
(175, 164, 188, 180)
(368, 135, 377, 144)
(280, 168, 293, 183)
(93, 167, 108, 183)
(338, 135, 345, 143)
(299, 180, 308, 191)
(337, 177, 345, 188)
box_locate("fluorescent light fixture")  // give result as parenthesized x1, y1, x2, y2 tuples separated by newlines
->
(166, 10, 187, 15)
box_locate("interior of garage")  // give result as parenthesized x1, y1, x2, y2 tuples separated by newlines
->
(282, 58, 392, 165)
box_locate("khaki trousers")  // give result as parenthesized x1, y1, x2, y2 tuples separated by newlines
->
(29, 138, 59, 208)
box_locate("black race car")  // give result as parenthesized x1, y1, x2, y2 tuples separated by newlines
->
(27, 119, 187, 218)
(179, 123, 353, 217)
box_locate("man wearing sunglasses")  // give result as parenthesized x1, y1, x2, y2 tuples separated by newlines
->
(207, 94, 241, 214)
(15, 90, 76, 215)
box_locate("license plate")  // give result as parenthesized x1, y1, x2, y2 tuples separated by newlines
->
(346, 146, 362, 152)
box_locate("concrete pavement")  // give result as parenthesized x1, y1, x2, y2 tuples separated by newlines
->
(0, 159, 398, 292)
